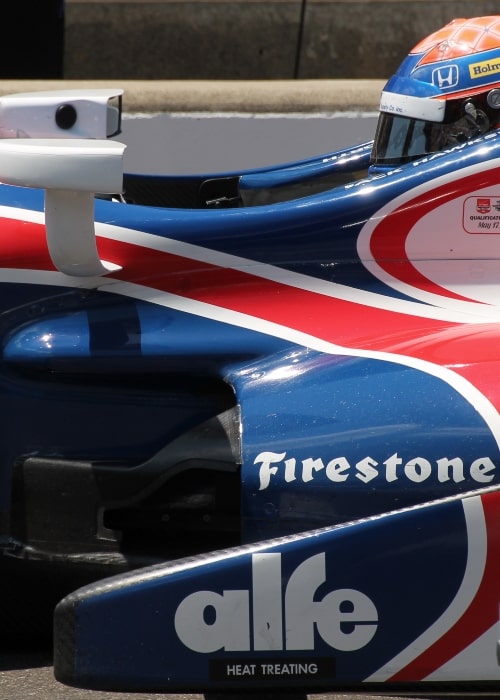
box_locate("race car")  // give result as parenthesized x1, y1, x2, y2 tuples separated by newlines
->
(0, 14, 500, 696)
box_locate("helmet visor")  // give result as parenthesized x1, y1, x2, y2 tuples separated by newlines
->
(370, 113, 430, 166)
(371, 99, 491, 168)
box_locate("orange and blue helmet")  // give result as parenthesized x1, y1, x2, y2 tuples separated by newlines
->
(370, 16, 500, 169)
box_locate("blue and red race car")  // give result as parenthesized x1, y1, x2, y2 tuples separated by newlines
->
(0, 14, 500, 696)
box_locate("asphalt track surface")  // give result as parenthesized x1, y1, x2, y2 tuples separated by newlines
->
(0, 652, 495, 700)
(117, 110, 378, 175)
(0, 649, 492, 700)
(0, 114, 495, 699)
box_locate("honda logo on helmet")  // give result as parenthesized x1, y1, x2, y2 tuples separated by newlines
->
(432, 64, 459, 89)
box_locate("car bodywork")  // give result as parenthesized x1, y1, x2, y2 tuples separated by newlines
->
(0, 89, 498, 693)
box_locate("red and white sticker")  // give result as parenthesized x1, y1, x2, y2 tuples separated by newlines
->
(463, 196, 500, 233)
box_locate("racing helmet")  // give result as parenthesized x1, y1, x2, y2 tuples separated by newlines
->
(370, 16, 500, 170)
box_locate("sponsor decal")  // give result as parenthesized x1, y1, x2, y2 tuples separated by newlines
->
(463, 196, 500, 232)
(476, 198, 491, 214)
(175, 553, 378, 653)
(469, 59, 500, 79)
(210, 657, 334, 681)
(254, 451, 496, 490)
(379, 99, 404, 115)
(432, 65, 459, 90)
(345, 132, 499, 190)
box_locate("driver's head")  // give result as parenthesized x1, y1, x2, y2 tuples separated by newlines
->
(370, 16, 500, 171)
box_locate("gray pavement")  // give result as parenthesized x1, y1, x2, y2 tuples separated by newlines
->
(0, 652, 495, 699)
(0, 651, 482, 700)
(117, 111, 377, 173)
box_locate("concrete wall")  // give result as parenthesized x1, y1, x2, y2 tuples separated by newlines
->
(64, 0, 500, 79)
(0, 79, 385, 114)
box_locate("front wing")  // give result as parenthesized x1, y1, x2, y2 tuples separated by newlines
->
(54, 486, 500, 693)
